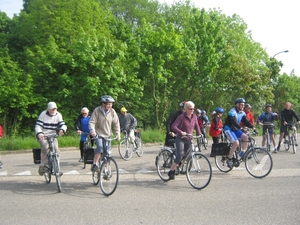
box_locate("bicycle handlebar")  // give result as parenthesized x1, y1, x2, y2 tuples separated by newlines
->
(93, 135, 119, 142)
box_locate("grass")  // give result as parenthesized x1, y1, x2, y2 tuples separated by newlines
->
(0, 129, 166, 152)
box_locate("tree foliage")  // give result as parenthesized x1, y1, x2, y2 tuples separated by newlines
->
(0, 0, 298, 137)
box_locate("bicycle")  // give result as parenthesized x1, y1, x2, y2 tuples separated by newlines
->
(214, 129, 273, 178)
(43, 134, 63, 192)
(118, 129, 143, 160)
(92, 135, 119, 196)
(156, 134, 212, 190)
(198, 125, 208, 150)
(262, 122, 274, 152)
(283, 123, 297, 154)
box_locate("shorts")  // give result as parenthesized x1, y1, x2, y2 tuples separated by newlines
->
(224, 129, 243, 143)
(263, 127, 274, 135)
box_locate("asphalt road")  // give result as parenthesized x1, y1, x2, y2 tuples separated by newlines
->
(0, 137, 300, 225)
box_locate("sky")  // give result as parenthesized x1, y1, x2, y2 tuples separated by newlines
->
(0, 0, 298, 75)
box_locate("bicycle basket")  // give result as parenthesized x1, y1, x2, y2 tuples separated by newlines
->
(211, 142, 230, 156)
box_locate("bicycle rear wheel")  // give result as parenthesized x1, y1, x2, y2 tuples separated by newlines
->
(156, 149, 173, 181)
(53, 157, 62, 192)
(99, 157, 119, 196)
(135, 136, 144, 157)
(92, 170, 100, 185)
(245, 148, 273, 178)
(118, 139, 133, 161)
(186, 153, 212, 190)
(215, 155, 233, 173)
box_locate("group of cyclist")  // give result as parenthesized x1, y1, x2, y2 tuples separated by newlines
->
(164, 98, 300, 174)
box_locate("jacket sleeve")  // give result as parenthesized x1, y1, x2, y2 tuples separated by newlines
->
(241, 116, 254, 128)
(130, 114, 137, 128)
(74, 115, 81, 131)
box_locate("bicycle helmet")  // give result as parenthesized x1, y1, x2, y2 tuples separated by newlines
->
(196, 109, 201, 114)
(245, 103, 252, 108)
(201, 110, 206, 115)
(235, 98, 246, 104)
(215, 107, 224, 114)
(266, 104, 272, 108)
(100, 95, 115, 103)
(179, 101, 186, 108)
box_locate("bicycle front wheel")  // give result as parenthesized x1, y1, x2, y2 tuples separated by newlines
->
(203, 138, 208, 150)
(92, 170, 100, 185)
(186, 153, 212, 190)
(135, 136, 144, 157)
(118, 139, 133, 161)
(156, 149, 173, 181)
(284, 135, 290, 151)
(99, 157, 119, 196)
(53, 157, 62, 192)
(245, 148, 273, 178)
(291, 134, 297, 154)
(44, 156, 51, 183)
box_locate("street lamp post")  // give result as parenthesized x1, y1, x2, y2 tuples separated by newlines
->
(272, 50, 289, 58)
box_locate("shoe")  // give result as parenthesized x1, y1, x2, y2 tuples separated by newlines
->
(295, 142, 298, 146)
(79, 158, 83, 162)
(38, 166, 44, 176)
(274, 146, 279, 153)
(226, 159, 233, 168)
(0, 161, 2, 169)
(59, 171, 63, 176)
(210, 153, 215, 157)
(276, 145, 280, 151)
(91, 164, 98, 172)
(168, 170, 175, 180)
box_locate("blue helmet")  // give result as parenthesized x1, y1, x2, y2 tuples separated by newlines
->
(215, 107, 224, 114)
(201, 110, 206, 115)
(235, 98, 246, 104)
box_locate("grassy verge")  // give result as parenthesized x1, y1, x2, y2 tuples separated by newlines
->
(0, 129, 166, 152)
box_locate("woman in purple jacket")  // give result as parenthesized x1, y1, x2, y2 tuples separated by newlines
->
(168, 101, 202, 180)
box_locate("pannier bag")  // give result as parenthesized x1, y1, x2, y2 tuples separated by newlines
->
(83, 147, 94, 164)
(211, 142, 230, 156)
(32, 148, 41, 164)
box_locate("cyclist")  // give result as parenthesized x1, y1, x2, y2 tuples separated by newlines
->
(223, 98, 256, 168)
(89, 95, 120, 172)
(118, 107, 137, 147)
(35, 102, 67, 176)
(74, 107, 94, 162)
(241, 103, 255, 127)
(209, 107, 224, 157)
(197, 110, 210, 140)
(276, 102, 300, 152)
(257, 104, 278, 152)
(168, 101, 202, 180)
(164, 101, 186, 147)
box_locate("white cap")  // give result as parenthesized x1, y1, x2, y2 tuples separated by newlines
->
(47, 102, 57, 109)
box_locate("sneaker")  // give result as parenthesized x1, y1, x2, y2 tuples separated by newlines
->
(38, 166, 44, 176)
(79, 158, 83, 162)
(226, 159, 233, 168)
(274, 146, 279, 153)
(91, 164, 98, 172)
(295, 141, 298, 146)
(168, 170, 175, 180)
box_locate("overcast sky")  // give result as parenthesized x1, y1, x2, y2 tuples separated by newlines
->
(1, 0, 298, 75)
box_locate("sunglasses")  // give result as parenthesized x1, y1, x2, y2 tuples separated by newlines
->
(188, 108, 194, 110)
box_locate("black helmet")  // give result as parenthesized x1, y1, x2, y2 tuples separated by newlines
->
(266, 104, 272, 108)
(100, 95, 115, 103)
(235, 98, 246, 104)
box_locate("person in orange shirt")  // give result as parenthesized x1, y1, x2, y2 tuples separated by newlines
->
(209, 108, 224, 157)
(240, 104, 255, 128)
